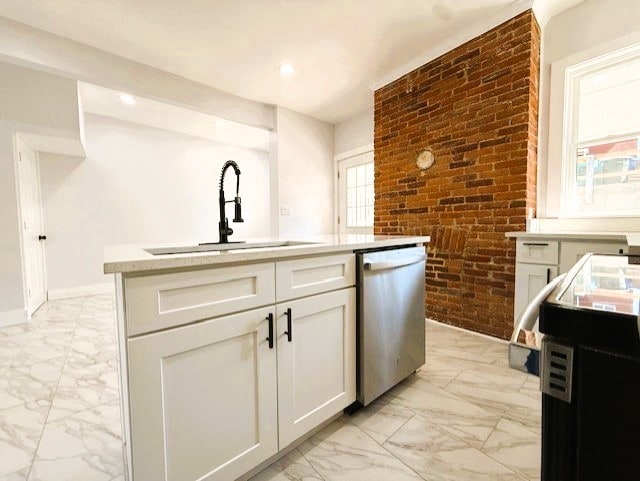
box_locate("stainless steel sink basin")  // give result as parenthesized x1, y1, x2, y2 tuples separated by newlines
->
(144, 240, 320, 256)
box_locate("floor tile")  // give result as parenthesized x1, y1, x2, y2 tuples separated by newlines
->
(28, 400, 123, 481)
(0, 358, 65, 410)
(47, 367, 119, 423)
(390, 376, 501, 448)
(299, 419, 423, 481)
(483, 418, 540, 480)
(346, 393, 415, 445)
(0, 297, 541, 480)
(384, 414, 525, 481)
(249, 449, 324, 481)
(0, 400, 50, 477)
(0, 468, 29, 481)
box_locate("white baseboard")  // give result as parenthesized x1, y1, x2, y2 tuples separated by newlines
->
(0, 308, 28, 327)
(47, 282, 115, 300)
(426, 318, 508, 344)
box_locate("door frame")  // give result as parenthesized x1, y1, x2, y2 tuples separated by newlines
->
(14, 135, 47, 318)
(333, 143, 374, 235)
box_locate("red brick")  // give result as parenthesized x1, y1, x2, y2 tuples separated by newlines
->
(374, 10, 539, 340)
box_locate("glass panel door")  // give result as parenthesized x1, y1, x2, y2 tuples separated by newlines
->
(338, 151, 374, 235)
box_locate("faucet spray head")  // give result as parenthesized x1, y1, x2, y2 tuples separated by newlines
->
(233, 197, 244, 223)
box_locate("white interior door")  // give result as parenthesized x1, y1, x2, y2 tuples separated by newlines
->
(338, 151, 374, 235)
(16, 139, 46, 316)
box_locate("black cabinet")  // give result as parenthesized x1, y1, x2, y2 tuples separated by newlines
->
(575, 346, 640, 481)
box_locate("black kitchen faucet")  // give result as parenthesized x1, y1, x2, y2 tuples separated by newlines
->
(218, 160, 243, 243)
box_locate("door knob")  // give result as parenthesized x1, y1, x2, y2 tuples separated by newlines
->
(38, 235, 47, 241)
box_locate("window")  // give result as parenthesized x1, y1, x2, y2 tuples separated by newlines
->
(562, 45, 640, 217)
(337, 151, 374, 235)
(346, 162, 374, 228)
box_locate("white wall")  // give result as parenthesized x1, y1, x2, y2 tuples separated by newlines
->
(39, 114, 271, 291)
(538, 0, 640, 218)
(0, 127, 25, 323)
(334, 109, 374, 155)
(0, 16, 273, 130)
(0, 62, 80, 132)
(275, 107, 334, 236)
(0, 62, 82, 324)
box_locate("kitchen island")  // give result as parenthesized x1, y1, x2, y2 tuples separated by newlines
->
(104, 234, 429, 481)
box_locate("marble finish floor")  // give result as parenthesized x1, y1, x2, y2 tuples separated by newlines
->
(0, 295, 541, 481)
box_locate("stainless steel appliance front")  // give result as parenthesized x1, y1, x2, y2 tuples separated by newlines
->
(357, 246, 426, 406)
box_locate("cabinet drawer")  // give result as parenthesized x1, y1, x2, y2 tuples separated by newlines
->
(275, 253, 355, 302)
(125, 262, 275, 336)
(516, 239, 559, 265)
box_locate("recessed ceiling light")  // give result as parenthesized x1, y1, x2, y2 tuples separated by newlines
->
(279, 64, 295, 75)
(119, 93, 136, 105)
(214, 119, 226, 127)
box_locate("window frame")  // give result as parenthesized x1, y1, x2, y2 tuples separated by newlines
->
(560, 42, 640, 218)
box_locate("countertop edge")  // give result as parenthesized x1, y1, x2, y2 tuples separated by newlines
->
(505, 231, 632, 240)
(104, 236, 430, 275)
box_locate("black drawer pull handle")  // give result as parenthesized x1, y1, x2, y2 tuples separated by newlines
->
(266, 313, 274, 349)
(284, 308, 292, 342)
(546, 268, 551, 283)
(523, 242, 548, 247)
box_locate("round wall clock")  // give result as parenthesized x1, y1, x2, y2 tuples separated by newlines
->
(416, 148, 435, 170)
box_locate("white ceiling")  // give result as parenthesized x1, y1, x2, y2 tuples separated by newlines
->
(0, 0, 582, 124)
(79, 83, 270, 151)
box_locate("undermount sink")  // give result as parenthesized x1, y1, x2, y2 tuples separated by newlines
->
(144, 240, 320, 256)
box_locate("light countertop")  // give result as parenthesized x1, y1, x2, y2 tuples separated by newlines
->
(104, 235, 430, 274)
(505, 231, 632, 240)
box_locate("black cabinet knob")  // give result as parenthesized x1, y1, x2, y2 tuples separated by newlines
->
(38, 235, 47, 241)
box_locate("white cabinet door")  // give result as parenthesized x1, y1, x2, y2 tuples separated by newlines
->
(276, 288, 356, 448)
(514, 263, 558, 324)
(127, 306, 278, 481)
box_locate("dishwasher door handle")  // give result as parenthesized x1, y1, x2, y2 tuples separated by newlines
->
(364, 254, 426, 271)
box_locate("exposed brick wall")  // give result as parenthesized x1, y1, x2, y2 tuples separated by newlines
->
(374, 11, 540, 339)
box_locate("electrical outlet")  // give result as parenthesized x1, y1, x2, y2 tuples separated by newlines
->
(280, 206, 291, 216)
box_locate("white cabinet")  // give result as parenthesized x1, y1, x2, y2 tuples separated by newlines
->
(516, 239, 559, 264)
(513, 236, 628, 324)
(514, 240, 560, 324)
(125, 262, 275, 336)
(276, 288, 356, 448)
(275, 253, 355, 301)
(514, 263, 558, 323)
(127, 306, 278, 481)
(121, 254, 357, 481)
(559, 240, 626, 274)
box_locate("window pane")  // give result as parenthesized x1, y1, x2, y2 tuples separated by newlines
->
(347, 208, 355, 227)
(347, 187, 356, 209)
(577, 57, 640, 142)
(356, 206, 365, 227)
(365, 162, 374, 184)
(565, 49, 640, 217)
(366, 206, 374, 226)
(365, 184, 374, 206)
(347, 167, 357, 188)
(356, 165, 366, 186)
(356, 186, 365, 206)
(572, 138, 640, 215)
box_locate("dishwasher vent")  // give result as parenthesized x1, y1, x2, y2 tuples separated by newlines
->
(541, 339, 574, 403)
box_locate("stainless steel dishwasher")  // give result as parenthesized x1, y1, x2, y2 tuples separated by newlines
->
(356, 246, 426, 406)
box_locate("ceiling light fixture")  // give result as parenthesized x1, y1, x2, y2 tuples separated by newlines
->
(279, 64, 295, 75)
(119, 93, 136, 105)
